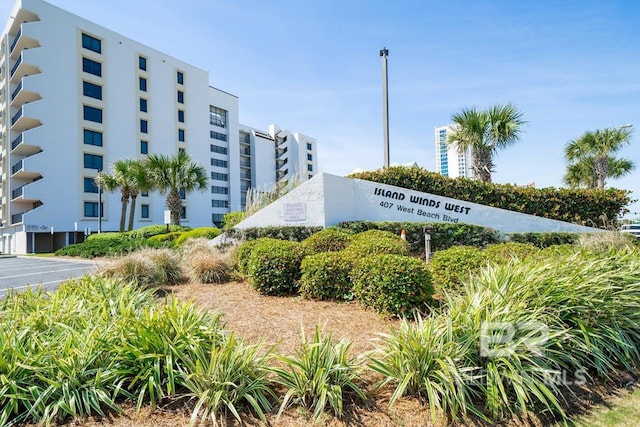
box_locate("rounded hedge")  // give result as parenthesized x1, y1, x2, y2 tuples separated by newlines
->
(351, 254, 434, 317)
(246, 239, 307, 296)
(342, 230, 409, 262)
(174, 227, 221, 246)
(301, 227, 353, 255)
(350, 229, 402, 244)
(299, 252, 354, 301)
(428, 246, 489, 294)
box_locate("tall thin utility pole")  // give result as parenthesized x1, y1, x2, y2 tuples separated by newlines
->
(380, 47, 389, 168)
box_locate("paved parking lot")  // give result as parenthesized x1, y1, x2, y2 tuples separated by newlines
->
(0, 256, 99, 296)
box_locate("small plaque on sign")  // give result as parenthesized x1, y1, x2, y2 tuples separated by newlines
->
(283, 202, 306, 221)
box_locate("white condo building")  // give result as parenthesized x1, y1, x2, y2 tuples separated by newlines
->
(434, 125, 473, 179)
(0, 0, 317, 254)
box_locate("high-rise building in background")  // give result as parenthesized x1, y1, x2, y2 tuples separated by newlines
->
(434, 125, 473, 179)
(0, 0, 317, 254)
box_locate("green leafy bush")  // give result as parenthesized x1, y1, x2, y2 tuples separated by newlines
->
(301, 227, 353, 254)
(299, 252, 354, 301)
(428, 246, 489, 293)
(174, 227, 221, 246)
(147, 231, 183, 245)
(350, 166, 631, 226)
(230, 226, 323, 242)
(342, 230, 409, 261)
(236, 238, 275, 276)
(506, 232, 579, 248)
(272, 326, 365, 420)
(351, 254, 434, 317)
(246, 239, 307, 296)
(222, 211, 246, 230)
(125, 224, 191, 240)
(338, 221, 501, 254)
(55, 236, 162, 258)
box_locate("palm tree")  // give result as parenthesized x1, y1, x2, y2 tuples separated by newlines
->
(447, 103, 525, 183)
(126, 160, 153, 231)
(564, 127, 635, 189)
(145, 151, 208, 225)
(95, 159, 139, 232)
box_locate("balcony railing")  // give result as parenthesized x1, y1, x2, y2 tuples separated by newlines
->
(10, 55, 22, 77)
(11, 212, 23, 224)
(10, 28, 21, 53)
(11, 159, 23, 175)
(11, 81, 22, 101)
(12, 186, 23, 199)
(11, 134, 23, 150)
(11, 108, 23, 126)
(239, 160, 251, 168)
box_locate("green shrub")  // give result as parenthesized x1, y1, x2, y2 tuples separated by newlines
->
(338, 221, 501, 254)
(272, 326, 365, 420)
(236, 238, 274, 276)
(174, 227, 221, 246)
(231, 226, 323, 242)
(147, 231, 183, 245)
(351, 254, 434, 317)
(222, 211, 246, 230)
(55, 237, 162, 258)
(482, 242, 540, 263)
(428, 246, 489, 293)
(342, 230, 409, 262)
(506, 232, 579, 248)
(125, 224, 191, 240)
(301, 227, 353, 254)
(299, 252, 354, 301)
(246, 239, 307, 296)
(86, 232, 122, 241)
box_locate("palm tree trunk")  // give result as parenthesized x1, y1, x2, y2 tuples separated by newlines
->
(128, 194, 137, 231)
(166, 188, 183, 226)
(119, 195, 129, 232)
(594, 155, 608, 189)
(472, 149, 494, 183)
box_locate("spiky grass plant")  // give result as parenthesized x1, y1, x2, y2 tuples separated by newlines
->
(577, 231, 637, 253)
(99, 248, 184, 287)
(179, 333, 276, 426)
(272, 326, 366, 421)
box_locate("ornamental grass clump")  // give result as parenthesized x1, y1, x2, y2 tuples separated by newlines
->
(180, 238, 231, 284)
(272, 326, 366, 421)
(99, 248, 184, 287)
(180, 334, 276, 426)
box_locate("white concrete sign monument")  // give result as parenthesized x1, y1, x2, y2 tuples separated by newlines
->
(235, 173, 599, 234)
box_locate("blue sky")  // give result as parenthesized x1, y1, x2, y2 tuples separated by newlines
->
(3, 0, 639, 218)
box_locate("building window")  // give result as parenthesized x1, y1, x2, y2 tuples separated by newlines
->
(82, 58, 102, 76)
(177, 71, 184, 84)
(178, 110, 184, 122)
(211, 158, 228, 168)
(139, 77, 147, 92)
(139, 56, 147, 71)
(83, 81, 102, 100)
(211, 186, 229, 194)
(141, 204, 150, 219)
(140, 98, 148, 112)
(84, 201, 103, 218)
(180, 206, 186, 219)
(210, 144, 227, 155)
(309, 174, 313, 179)
(179, 188, 186, 199)
(178, 129, 185, 142)
(307, 153, 312, 161)
(141, 191, 149, 197)
(212, 213, 224, 225)
(209, 106, 227, 127)
(140, 140, 148, 154)
(83, 129, 103, 146)
(212, 200, 229, 208)
(83, 153, 103, 170)
(177, 90, 184, 104)
(178, 148, 185, 155)
(307, 164, 313, 172)
(307, 142, 312, 151)
(140, 119, 148, 134)
(83, 106, 103, 123)
(84, 177, 98, 193)
(210, 131, 227, 141)
(81, 33, 101, 53)
(211, 172, 228, 181)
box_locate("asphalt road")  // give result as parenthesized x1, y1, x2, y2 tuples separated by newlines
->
(0, 256, 99, 297)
